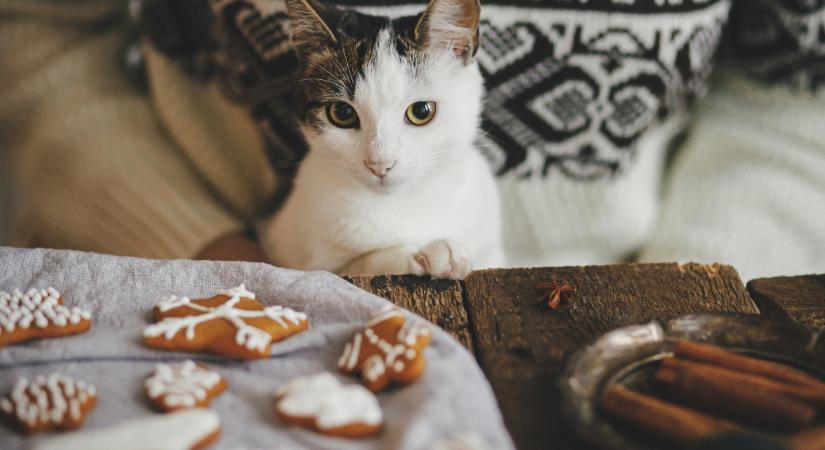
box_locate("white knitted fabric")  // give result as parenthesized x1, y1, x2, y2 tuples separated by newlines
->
(640, 73, 825, 280)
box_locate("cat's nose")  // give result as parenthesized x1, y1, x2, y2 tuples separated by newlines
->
(364, 160, 396, 178)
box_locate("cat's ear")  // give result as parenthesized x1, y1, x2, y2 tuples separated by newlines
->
(285, 0, 338, 53)
(414, 0, 481, 61)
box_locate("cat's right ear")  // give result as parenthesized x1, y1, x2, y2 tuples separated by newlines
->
(286, 0, 338, 53)
(415, 0, 481, 62)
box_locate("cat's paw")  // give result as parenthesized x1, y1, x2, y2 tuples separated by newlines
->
(412, 239, 472, 280)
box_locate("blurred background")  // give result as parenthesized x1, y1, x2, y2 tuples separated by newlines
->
(1, 154, 8, 243)
(0, 0, 823, 280)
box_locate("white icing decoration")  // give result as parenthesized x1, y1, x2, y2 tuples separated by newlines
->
(338, 308, 430, 382)
(217, 284, 256, 300)
(0, 288, 90, 335)
(276, 372, 382, 430)
(34, 409, 221, 450)
(337, 333, 362, 371)
(145, 360, 223, 409)
(365, 307, 404, 327)
(398, 319, 430, 346)
(0, 374, 95, 427)
(143, 285, 307, 353)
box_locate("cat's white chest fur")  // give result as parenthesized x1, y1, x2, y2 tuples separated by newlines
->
(260, 0, 502, 278)
(261, 145, 503, 277)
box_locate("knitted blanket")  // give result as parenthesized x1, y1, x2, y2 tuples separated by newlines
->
(139, 0, 825, 177)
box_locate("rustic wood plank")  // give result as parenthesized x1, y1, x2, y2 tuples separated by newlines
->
(464, 262, 758, 450)
(345, 275, 473, 352)
(748, 274, 825, 331)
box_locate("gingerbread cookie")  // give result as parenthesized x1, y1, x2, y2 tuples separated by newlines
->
(275, 372, 382, 438)
(0, 288, 92, 347)
(145, 360, 227, 412)
(34, 409, 221, 450)
(143, 284, 309, 359)
(338, 307, 431, 392)
(0, 374, 97, 434)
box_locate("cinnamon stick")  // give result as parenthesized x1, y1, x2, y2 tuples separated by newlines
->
(601, 385, 739, 447)
(674, 340, 825, 391)
(662, 357, 825, 407)
(655, 360, 818, 431)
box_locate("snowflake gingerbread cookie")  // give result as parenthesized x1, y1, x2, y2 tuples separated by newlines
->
(0, 374, 97, 434)
(0, 288, 92, 347)
(275, 372, 382, 438)
(143, 284, 309, 359)
(145, 360, 227, 412)
(338, 307, 431, 392)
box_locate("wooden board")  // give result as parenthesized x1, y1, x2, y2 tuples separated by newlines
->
(349, 264, 759, 450)
(748, 274, 825, 331)
(463, 263, 758, 450)
(346, 275, 473, 351)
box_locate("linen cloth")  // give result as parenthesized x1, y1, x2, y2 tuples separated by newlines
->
(0, 247, 513, 450)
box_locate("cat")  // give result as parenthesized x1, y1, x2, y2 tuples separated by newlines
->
(259, 0, 503, 279)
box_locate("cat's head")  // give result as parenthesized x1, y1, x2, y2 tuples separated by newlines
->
(286, 0, 483, 193)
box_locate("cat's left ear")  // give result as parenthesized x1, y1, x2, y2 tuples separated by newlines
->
(414, 0, 481, 62)
(286, 0, 339, 54)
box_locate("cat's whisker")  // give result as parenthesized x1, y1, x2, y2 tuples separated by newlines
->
(477, 128, 510, 150)
(312, 64, 350, 94)
(291, 78, 341, 87)
(338, 49, 356, 87)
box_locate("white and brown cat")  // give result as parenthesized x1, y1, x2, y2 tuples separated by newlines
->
(260, 0, 503, 279)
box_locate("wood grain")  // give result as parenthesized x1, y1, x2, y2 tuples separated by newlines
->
(346, 275, 473, 351)
(748, 275, 825, 331)
(464, 263, 757, 450)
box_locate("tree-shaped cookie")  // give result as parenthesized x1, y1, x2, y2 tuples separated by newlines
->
(0, 288, 92, 347)
(338, 307, 431, 392)
(143, 285, 309, 359)
(0, 374, 97, 434)
(145, 360, 227, 412)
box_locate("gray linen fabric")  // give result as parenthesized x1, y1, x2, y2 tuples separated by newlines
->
(0, 247, 513, 450)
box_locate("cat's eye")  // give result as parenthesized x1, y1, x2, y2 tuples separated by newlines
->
(405, 101, 436, 126)
(326, 101, 359, 128)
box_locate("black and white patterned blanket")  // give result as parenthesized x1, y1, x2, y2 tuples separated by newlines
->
(135, 0, 825, 181)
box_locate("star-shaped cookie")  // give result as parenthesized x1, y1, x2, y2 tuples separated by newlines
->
(143, 285, 309, 359)
(338, 307, 431, 392)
